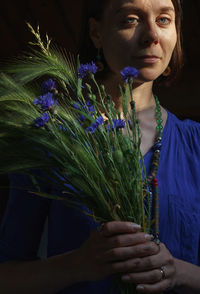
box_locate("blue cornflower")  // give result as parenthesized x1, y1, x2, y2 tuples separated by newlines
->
(72, 101, 95, 123)
(33, 92, 56, 110)
(72, 101, 95, 113)
(120, 67, 139, 83)
(86, 116, 104, 133)
(107, 119, 126, 131)
(95, 116, 104, 126)
(34, 113, 50, 128)
(86, 101, 95, 114)
(58, 124, 66, 131)
(42, 79, 56, 94)
(78, 62, 98, 79)
(72, 102, 81, 110)
(78, 114, 86, 122)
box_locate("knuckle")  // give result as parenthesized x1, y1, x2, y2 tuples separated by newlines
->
(123, 258, 140, 271)
(150, 242, 159, 253)
(145, 256, 154, 268)
(132, 245, 140, 256)
(142, 244, 151, 254)
(153, 270, 160, 282)
(114, 236, 123, 247)
(141, 242, 158, 256)
(141, 243, 151, 255)
(167, 254, 174, 265)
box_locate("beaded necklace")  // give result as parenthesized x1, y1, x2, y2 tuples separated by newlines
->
(147, 95, 163, 243)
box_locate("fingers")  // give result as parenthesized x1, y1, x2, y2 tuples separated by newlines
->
(104, 243, 173, 274)
(105, 232, 153, 249)
(122, 268, 166, 284)
(120, 265, 175, 293)
(134, 243, 174, 272)
(101, 240, 159, 262)
(101, 221, 141, 237)
(135, 279, 171, 293)
(119, 244, 176, 294)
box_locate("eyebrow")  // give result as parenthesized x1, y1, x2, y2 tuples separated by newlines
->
(115, 5, 175, 15)
(159, 7, 175, 13)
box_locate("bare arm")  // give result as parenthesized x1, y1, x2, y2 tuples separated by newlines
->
(173, 258, 200, 294)
(0, 250, 83, 294)
(0, 221, 153, 294)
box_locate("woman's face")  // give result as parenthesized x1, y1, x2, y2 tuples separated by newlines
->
(90, 0, 177, 83)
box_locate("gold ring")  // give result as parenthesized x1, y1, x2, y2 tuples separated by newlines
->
(160, 266, 166, 280)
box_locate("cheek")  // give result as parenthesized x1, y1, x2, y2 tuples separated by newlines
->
(163, 30, 177, 60)
(102, 33, 133, 70)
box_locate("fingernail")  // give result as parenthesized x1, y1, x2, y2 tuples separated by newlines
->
(136, 285, 144, 290)
(121, 275, 131, 281)
(144, 234, 154, 240)
(132, 224, 141, 230)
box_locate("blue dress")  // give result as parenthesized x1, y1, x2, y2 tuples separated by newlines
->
(0, 111, 200, 293)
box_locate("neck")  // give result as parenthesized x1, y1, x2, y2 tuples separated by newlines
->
(97, 73, 156, 113)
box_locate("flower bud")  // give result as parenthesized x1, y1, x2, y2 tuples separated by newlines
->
(113, 149, 124, 165)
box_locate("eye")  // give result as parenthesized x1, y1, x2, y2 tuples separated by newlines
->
(122, 17, 139, 26)
(126, 17, 138, 24)
(157, 17, 171, 25)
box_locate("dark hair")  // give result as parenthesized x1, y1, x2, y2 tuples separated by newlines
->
(79, 0, 183, 85)
(168, 0, 183, 84)
(79, 0, 109, 64)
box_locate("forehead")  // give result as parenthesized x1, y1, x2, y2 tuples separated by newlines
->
(105, 0, 175, 14)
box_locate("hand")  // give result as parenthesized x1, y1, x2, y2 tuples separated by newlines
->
(121, 242, 177, 293)
(76, 221, 159, 282)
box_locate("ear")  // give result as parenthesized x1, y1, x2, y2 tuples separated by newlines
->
(89, 17, 102, 49)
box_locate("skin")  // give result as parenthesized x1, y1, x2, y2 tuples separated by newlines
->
(90, 0, 177, 84)
(89, 0, 175, 155)
(87, 0, 200, 293)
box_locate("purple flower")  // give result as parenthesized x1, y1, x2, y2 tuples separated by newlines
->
(120, 67, 139, 83)
(72, 101, 95, 123)
(78, 114, 86, 122)
(78, 62, 98, 79)
(87, 103, 95, 114)
(58, 124, 66, 131)
(72, 102, 81, 110)
(107, 119, 126, 131)
(33, 92, 56, 110)
(86, 116, 104, 133)
(42, 79, 56, 94)
(95, 116, 104, 126)
(34, 113, 50, 128)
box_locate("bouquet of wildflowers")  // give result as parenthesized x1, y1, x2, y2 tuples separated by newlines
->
(0, 25, 152, 293)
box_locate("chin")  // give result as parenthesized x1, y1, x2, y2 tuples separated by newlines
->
(136, 69, 163, 83)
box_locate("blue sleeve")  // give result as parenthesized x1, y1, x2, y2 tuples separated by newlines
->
(0, 173, 51, 262)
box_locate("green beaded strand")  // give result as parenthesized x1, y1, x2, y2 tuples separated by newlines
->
(147, 95, 163, 242)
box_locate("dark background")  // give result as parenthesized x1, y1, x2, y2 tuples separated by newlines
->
(0, 0, 200, 222)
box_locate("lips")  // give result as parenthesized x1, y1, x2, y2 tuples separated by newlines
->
(138, 55, 161, 59)
(135, 55, 161, 64)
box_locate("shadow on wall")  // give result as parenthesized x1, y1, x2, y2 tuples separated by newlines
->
(0, 175, 9, 224)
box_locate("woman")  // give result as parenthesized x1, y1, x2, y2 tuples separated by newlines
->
(0, 0, 200, 293)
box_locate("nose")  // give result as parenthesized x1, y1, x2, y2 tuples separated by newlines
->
(139, 23, 159, 47)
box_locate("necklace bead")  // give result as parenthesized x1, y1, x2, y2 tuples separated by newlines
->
(147, 95, 163, 240)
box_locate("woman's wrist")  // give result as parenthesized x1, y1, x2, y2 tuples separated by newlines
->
(56, 249, 87, 285)
(173, 258, 200, 293)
